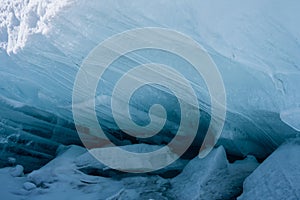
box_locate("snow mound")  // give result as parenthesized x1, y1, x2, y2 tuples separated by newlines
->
(75, 144, 189, 177)
(0, 144, 260, 199)
(280, 108, 300, 132)
(0, 145, 172, 200)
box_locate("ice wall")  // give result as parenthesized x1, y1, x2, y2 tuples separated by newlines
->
(0, 0, 300, 170)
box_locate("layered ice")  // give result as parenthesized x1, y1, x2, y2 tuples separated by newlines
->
(0, 0, 300, 171)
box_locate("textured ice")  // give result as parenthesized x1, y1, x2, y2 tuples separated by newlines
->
(23, 182, 37, 191)
(1, 1, 300, 199)
(0, 0, 300, 170)
(238, 139, 300, 200)
(280, 108, 300, 132)
(170, 146, 259, 199)
(75, 144, 189, 177)
(0, 145, 172, 199)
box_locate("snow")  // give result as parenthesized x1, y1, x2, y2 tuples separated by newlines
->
(23, 182, 37, 191)
(0, 0, 71, 53)
(238, 139, 300, 200)
(0, 145, 171, 199)
(0, 145, 259, 199)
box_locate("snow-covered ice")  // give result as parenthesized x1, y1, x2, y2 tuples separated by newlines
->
(0, 0, 71, 53)
(0, 145, 171, 199)
(75, 144, 189, 177)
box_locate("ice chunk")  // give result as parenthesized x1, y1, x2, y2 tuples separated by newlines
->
(75, 144, 189, 177)
(28, 145, 87, 185)
(0, 0, 71, 53)
(170, 146, 259, 200)
(75, 144, 184, 173)
(238, 140, 300, 200)
(0, 144, 171, 200)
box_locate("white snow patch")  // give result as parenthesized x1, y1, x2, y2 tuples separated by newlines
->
(0, 0, 71, 53)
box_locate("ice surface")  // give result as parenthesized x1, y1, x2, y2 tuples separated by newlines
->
(1, 1, 299, 199)
(280, 108, 300, 132)
(238, 139, 300, 200)
(0, 0, 71, 53)
(170, 146, 259, 199)
(0, 0, 300, 171)
(75, 144, 189, 177)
